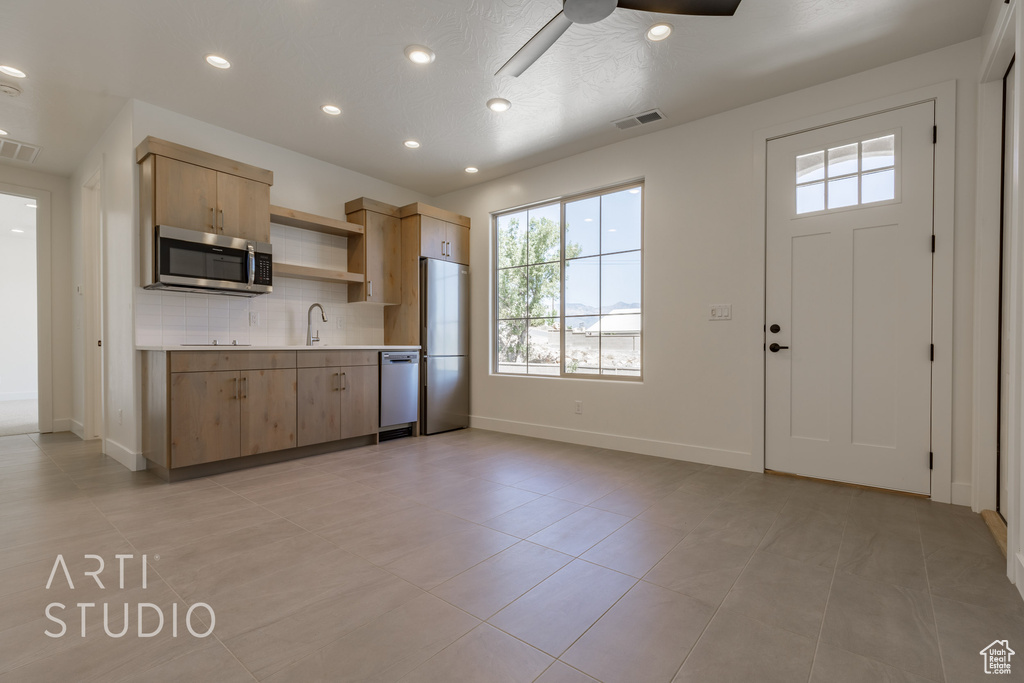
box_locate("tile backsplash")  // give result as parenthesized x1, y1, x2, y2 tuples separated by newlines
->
(135, 223, 385, 348)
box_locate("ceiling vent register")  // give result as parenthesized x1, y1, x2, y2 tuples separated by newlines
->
(613, 109, 665, 130)
(0, 138, 41, 164)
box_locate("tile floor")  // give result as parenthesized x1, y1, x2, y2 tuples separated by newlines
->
(0, 429, 1019, 682)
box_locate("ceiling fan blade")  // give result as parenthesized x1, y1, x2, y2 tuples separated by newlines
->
(495, 11, 574, 77)
(616, 0, 741, 16)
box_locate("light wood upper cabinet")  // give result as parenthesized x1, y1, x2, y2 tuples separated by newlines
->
(419, 215, 447, 261)
(446, 223, 470, 266)
(154, 156, 218, 233)
(240, 369, 296, 456)
(170, 370, 241, 467)
(346, 207, 401, 304)
(218, 173, 271, 243)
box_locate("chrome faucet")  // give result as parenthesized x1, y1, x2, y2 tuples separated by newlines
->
(307, 303, 326, 346)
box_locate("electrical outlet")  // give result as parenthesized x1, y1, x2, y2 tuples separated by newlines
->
(336, 318, 345, 329)
(708, 304, 732, 321)
(249, 312, 260, 327)
(575, 401, 583, 415)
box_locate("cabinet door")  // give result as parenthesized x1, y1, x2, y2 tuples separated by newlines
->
(446, 223, 470, 265)
(338, 365, 379, 439)
(364, 211, 401, 304)
(419, 215, 447, 260)
(240, 369, 296, 456)
(217, 172, 271, 243)
(297, 367, 343, 446)
(154, 156, 218, 233)
(170, 370, 240, 467)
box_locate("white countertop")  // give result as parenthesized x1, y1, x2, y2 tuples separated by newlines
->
(137, 345, 420, 352)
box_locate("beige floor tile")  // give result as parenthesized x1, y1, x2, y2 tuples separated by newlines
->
(383, 526, 518, 589)
(285, 491, 417, 531)
(114, 642, 256, 683)
(534, 662, 600, 683)
(489, 559, 636, 656)
(400, 623, 552, 683)
(119, 506, 283, 556)
(527, 507, 630, 556)
(482, 496, 583, 538)
(580, 519, 686, 577)
(562, 581, 714, 683)
(262, 593, 478, 683)
(810, 643, 936, 683)
(644, 537, 753, 606)
(637, 490, 718, 533)
(430, 541, 572, 619)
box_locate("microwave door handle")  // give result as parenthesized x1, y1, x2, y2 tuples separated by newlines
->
(247, 245, 256, 288)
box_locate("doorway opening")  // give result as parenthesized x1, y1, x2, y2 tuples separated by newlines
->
(0, 191, 39, 436)
(997, 56, 1016, 522)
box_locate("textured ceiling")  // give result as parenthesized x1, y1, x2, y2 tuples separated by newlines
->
(0, 0, 989, 195)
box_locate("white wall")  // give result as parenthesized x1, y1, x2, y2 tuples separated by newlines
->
(0, 226, 37, 399)
(436, 39, 982, 498)
(131, 101, 429, 348)
(0, 164, 72, 430)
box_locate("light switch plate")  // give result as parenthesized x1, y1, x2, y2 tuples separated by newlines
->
(709, 304, 732, 321)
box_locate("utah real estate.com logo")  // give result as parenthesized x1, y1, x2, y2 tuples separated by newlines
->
(43, 554, 215, 638)
(981, 640, 1015, 675)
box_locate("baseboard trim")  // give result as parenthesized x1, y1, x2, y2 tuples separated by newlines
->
(469, 416, 754, 471)
(69, 419, 85, 439)
(951, 481, 972, 507)
(51, 418, 71, 433)
(104, 438, 146, 472)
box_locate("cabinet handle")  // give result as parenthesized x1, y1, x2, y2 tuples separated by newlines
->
(448, 241, 451, 257)
(210, 207, 216, 232)
(232, 377, 238, 399)
(334, 372, 340, 392)
(242, 376, 248, 399)
(441, 239, 446, 256)
(341, 372, 347, 390)
(368, 280, 372, 298)
(219, 209, 224, 232)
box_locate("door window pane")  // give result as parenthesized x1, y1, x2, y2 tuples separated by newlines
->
(565, 196, 600, 259)
(862, 169, 895, 204)
(497, 211, 528, 268)
(861, 135, 895, 171)
(601, 188, 642, 253)
(828, 176, 858, 209)
(601, 251, 641, 313)
(797, 151, 825, 184)
(497, 267, 527, 320)
(828, 144, 858, 177)
(565, 255, 600, 314)
(528, 204, 561, 264)
(797, 182, 825, 214)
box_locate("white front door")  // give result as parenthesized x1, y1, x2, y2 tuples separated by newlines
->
(765, 102, 935, 494)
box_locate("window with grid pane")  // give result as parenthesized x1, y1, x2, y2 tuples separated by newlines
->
(795, 132, 897, 215)
(493, 183, 642, 379)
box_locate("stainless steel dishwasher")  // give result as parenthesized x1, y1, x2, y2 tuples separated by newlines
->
(379, 351, 419, 429)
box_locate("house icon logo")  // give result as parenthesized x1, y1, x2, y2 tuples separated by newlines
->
(980, 640, 1015, 674)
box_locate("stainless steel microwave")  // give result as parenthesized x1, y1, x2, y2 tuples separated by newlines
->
(146, 225, 272, 296)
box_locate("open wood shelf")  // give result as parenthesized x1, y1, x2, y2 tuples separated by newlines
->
(270, 205, 364, 237)
(273, 262, 364, 285)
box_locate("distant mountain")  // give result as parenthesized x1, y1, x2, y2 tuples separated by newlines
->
(564, 302, 640, 317)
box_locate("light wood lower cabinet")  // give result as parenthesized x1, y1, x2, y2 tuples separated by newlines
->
(339, 365, 379, 439)
(170, 370, 241, 467)
(240, 369, 297, 456)
(297, 364, 379, 446)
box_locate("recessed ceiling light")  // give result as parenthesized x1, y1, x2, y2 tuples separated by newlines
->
(0, 65, 26, 78)
(486, 98, 512, 113)
(404, 140, 421, 149)
(405, 45, 436, 64)
(646, 23, 673, 41)
(0, 129, 7, 136)
(11, 229, 24, 233)
(628, 188, 641, 194)
(321, 104, 342, 116)
(204, 54, 231, 69)
(465, 167, 479, 174)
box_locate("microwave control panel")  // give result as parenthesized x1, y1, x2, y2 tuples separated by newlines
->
(254, 253, 273, 286)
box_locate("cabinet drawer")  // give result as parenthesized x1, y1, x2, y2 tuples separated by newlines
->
(170, 350, 297, 373)
(297, 350, 379, 368)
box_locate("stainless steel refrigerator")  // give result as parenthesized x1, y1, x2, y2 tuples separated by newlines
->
(421, 258, 470, 434)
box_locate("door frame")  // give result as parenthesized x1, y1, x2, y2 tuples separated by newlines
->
(752, 81, 957, 504)
(82, 166, 105, 440)
(0, 180, 53, 433)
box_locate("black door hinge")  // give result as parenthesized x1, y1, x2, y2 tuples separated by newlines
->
(933, 126, 937, 144)
(929, 452, 934, 470)
(930, 344, 934, 361)
(931, 235, 935, 253)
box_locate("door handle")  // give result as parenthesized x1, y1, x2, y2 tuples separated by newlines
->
(769, 343, 790, 353)
(769, 324, 781, 334)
